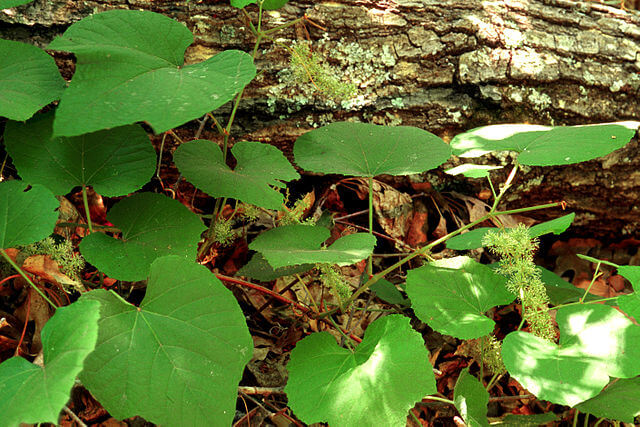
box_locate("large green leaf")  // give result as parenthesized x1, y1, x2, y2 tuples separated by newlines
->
(294, 122, 451, 177)
(79, 193, 205, 281)
(405, 256, 514, 339)
(503, 304, 640, 406)
(446, 214, 575, 250)
(0, 38, 65, 121)
(230, 0, 288, 9)
(451, 122, 639, 166)
(249, 224, 376, 268)
(48, 10, 256, 136)
(285, 314, 436, 426)
(4, 111, 155, 196)
(80, 256, 252, 426)
(0, 181, 59, 248)
(453, 368, 489, 427)
(575, 377, 640, 423)
(0, 299, 100, 426)
(174, 140, 299, 210)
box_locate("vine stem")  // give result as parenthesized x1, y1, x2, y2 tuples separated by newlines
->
(553, 296, 619, 310)
(0, 248, 56, 309)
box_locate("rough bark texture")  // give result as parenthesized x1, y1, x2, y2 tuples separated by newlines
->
(2, 0, 640, 238)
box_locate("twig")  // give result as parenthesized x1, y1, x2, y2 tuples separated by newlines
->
(238, 386, 285, 395)
(63, 406, 87, 427)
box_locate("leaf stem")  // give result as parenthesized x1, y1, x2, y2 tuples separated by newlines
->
(579, 263, 602, 304)
(262, 16, 305, 35)
(0, 248, 56, 309)
(367, 176, 374, 278)
(81, 186, 94, 233)
(156, 132, 167, 181)
(327, 315, 355, 351)
(423, 395, 455, 405)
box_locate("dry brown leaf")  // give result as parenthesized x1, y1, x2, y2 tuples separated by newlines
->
(22, 254, 83, 292)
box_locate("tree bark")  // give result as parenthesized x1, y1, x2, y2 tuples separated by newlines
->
(2, 0, 640, 237)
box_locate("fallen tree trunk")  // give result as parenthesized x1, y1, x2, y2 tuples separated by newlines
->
(1, 0, 640, 237)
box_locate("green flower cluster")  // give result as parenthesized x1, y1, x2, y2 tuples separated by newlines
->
(317, 263, 352, 307)
(483, 225, 556, 341)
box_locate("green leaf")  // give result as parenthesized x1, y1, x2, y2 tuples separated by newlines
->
(503, 304, 640, 406)
(294, 122, 451, 177)
(405, 256, 514, 339)
(575, 377, 640, 423)
(237, 253, 313, 282)
(0, 38, 65, 121)
(174, 140, 299, 210)
(249, 224, 376, 268)
(48, 10, 256, 136)
(80, 256, 252, 426)
(445, 164, 502, 178)
(0, 0, 34, 7)
(617, 266, 640, 320)
(446, 214, 575, 250)
(370, 277, 409, 306)
(453, 368, 490, 427)
(285, 314, 436, 426)
(230, 0, 288, 9)
(0, 181, 59, 248)
(4, 111, 155, 196)
(0, 299, 100, 426)
(79, 193, 205, 281)
(451, 122, 639, 166)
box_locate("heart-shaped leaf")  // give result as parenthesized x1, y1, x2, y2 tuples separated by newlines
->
(0, 299, 100, 426)
(174, 140, 299, 210)
(80, 256, 252, 426)
(575, 377, 640, 423)
(405, 256, 514, 339)
(616, 266, 640, 320)
(503, 304, 640, 406)
(249, 224, 376, 268)
(48, 10, 256, 136)
(285, 314, 436, 426)
(230, 0, 288, 9)
(453, 368, 489, 427)
(79, 193, 205, 281)
(0, 181, 59, 248)
(0, 38, 65, 121)
(446, 214, 575, 250)
(4, 111, 155, 196)
(451, 122, 639, 166)
(294, 122, 451, 177)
